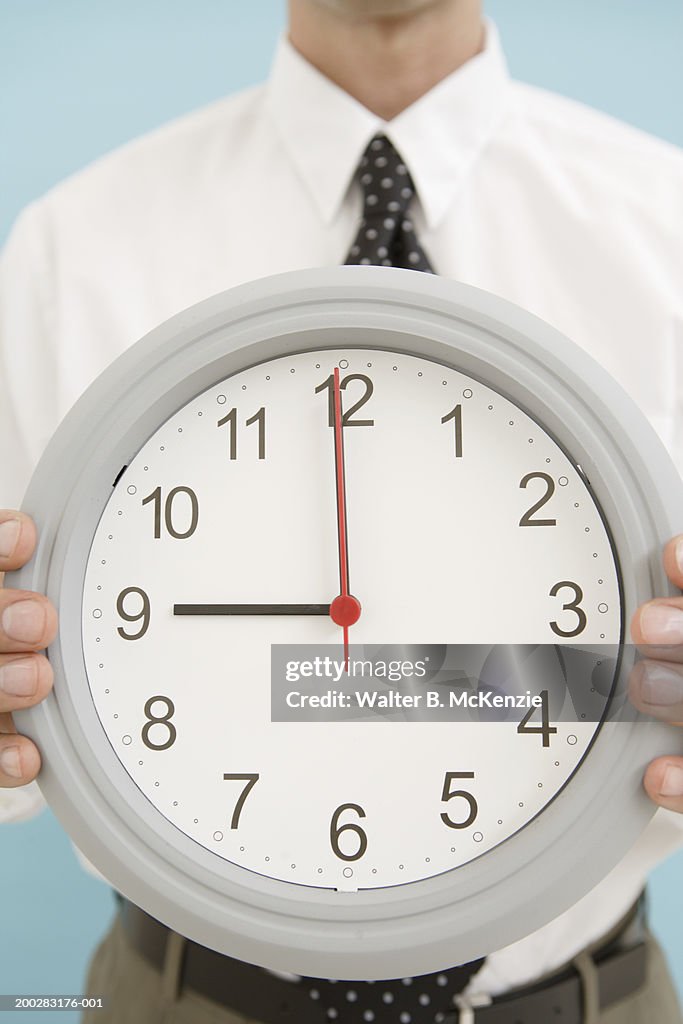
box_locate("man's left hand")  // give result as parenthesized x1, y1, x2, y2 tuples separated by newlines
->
(630, 534, 683, 813)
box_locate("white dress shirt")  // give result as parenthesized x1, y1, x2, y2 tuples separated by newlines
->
(1, 20, 683, 998)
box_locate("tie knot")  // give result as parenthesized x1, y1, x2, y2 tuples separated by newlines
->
(356, 134, 416, 218)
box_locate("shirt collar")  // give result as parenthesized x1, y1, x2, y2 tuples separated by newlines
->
(265, 19, 511, 230)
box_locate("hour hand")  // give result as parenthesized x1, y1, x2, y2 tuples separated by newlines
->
(173, 603, 331, 616)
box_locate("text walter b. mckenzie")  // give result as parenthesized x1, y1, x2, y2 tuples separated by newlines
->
(285, 689, 544, 710)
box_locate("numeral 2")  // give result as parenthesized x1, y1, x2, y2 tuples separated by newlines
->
(519, 473, 556, 526)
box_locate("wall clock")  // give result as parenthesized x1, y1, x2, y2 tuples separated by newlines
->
(11, 267, 682, 979)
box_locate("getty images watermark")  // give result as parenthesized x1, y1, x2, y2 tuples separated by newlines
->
(270, 643, 651, 723)
(283, 654, 543, 711)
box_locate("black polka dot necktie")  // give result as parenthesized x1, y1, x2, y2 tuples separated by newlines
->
(345, 134, 434, 273)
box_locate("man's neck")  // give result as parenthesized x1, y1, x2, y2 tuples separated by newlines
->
(288, 0, 484, 121)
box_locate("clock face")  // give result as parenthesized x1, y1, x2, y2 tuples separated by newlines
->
(81, 347, 622, 892)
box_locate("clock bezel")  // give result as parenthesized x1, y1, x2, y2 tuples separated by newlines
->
(12, 267, 682, 979)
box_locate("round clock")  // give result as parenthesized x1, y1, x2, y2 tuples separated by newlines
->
(11, 267, 682, 980)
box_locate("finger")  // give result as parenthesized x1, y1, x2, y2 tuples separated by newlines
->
(662, 536, 683, 590)
(630, 599, 683, 662)
(0, 654, 53, 713)
(0, 511, 37, 573)
(0, 711, 17, 733)
(0, 589, 57, 654)
(644, 756, 683, 813)
(0, 732, 41, 787)
(628, 659, 683, 724)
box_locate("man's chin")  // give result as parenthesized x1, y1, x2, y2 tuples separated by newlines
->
(310, 0, 446, 20)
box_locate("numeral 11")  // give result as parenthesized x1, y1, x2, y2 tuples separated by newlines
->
(217, 407, 266, 460)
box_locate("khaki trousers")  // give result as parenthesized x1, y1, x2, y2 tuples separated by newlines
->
(83, 913, 682, 1024)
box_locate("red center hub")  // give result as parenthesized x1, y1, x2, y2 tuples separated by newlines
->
(330, 594, 362, 627)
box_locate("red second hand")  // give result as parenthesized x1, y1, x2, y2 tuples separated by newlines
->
(329, 366, 361, 669)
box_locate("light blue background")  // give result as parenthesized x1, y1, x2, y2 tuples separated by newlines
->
(1, 2, 682, 1020)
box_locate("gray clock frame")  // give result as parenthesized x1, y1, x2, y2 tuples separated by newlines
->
(11, 267, 683, 980)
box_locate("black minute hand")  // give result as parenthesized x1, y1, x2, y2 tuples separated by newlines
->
(173, 603, 330, 616)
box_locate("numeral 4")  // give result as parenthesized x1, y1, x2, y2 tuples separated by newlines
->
(517, 689, 557, 747)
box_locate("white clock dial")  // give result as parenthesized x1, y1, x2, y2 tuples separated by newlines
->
(82, 348, 621, 892)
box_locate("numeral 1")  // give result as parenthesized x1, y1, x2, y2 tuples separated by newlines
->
(441, 404, 463, 458)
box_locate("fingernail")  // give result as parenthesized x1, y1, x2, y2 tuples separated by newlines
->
(0, 659, 37, 697)
(1, 600, 47, 644)
(675, 539, 683, 577)
(0, 745, 22, 780)
(640, 664, 683, 706)
(659, 763, 683, 798)
(0, 518, 20, 559)
(639, 604, 683, 645)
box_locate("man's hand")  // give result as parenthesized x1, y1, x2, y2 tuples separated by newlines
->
(631, 534, 683, 814)
(0, 510, 56, 787)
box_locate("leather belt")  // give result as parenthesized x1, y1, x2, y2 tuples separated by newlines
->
(120, 894, 647, 1024)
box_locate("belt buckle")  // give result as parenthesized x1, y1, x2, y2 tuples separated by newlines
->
(450, 992, 493, 1024)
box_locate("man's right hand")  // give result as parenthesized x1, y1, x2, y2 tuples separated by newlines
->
(0, 510, 56, 787)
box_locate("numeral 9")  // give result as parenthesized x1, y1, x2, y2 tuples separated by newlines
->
(116, 587, 150, 640)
